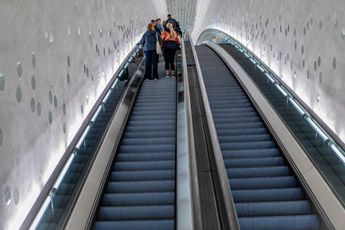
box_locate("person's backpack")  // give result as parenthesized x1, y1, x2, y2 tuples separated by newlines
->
(163, 35, 180, 50)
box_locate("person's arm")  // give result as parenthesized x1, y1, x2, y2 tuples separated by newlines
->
(139, 32, 146, 45)
(160, 32, 166, 45)
(176, 36, 181, 45)
(157, 32, 162, 45)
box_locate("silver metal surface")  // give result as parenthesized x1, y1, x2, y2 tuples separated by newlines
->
(206, 41, 345, 230)
(189, 35, 240, 230)
(176, 37, 193, 230)
(182, 36, 202, 230)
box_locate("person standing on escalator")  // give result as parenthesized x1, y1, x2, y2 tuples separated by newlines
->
(161, 22, 180, 77)
(139, 23, 162, 80)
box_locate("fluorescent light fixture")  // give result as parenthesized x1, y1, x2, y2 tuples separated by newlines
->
(265, 72, 275, 83)
(244, 53, 250, 58)
(306, 117, 328, 141)
(75, 125, 91, 149)
(124, 63, 129, 69)
(102, 90, 112, 104)
(275, 84, 288, 97)
(128, 57, 133, 63)
(111, 79, 119, 89)
(330, 143, 345, 164)
(29, 196, 51, 230)
(53, 153, 76, 190)
(256, 64, 265, 72)
(249, 58, 256, 64)
(91, 105, 103, 123)
(288, 98, 305, 116)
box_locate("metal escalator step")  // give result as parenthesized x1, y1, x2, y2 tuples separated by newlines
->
(98, 205, 174, 221)
(102, 192, 175, 206)
(229, 176, 297, 190)
(94, 220, 174, 230)
(235, 200, 311, 217)
(232, 187, 303, 202)
(109, 170, 175, 181)
(238, 215, 318, 230)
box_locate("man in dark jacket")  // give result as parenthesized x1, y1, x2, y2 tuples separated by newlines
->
(165, 14, 182, 36)
(139, 23, 162, 80)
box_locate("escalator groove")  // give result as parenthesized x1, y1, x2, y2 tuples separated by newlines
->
(94, 78, 176, 230)
(196, 45, 319, 230)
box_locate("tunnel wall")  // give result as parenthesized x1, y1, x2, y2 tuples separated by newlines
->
(0, 0, 166, 228)
(192, 0, 345, 144)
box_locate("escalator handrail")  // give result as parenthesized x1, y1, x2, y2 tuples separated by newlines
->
(21, 44, 143, 230)
(188, 33, 240, 230)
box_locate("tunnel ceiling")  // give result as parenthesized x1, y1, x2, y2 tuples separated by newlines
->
(166, 0, 197, 31)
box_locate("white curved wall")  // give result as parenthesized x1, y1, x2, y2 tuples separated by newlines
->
(192, 0, 345, 144)
(0, 0, 166, 228)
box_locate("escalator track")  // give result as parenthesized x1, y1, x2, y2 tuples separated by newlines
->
(94, 78, 177, 230)
(196, 44, 319, 230)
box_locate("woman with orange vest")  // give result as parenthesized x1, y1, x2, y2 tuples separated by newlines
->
(161, 22, 181, 77)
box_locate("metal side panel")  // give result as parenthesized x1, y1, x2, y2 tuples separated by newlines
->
(65, 61, 145, 230)
(176, 38, 194, 230)
(206, 41, 345, 230)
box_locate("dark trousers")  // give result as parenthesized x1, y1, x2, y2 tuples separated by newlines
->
(144, 50, 159, 79)
(163, 48, 177, 71)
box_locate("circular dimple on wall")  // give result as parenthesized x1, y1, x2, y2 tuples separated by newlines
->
(303, 59, 305, 68)
(17, 62, 22, 78)
(32, 52, 36, 68)
(37, 103, 41, 116)
(81, 104, 84, 114)
(31, 75, 36, 90)
(49, 91, 53, 104)
(307, 69, 310, 79)
(318, 56, 321, 66)
(0, 128, 3, 146)
(13, 188, 19, 205)
(319, 19, 323, 29)
(67, 73, 70, 84)
(49, 111, 52, 124)
(63, 122, 66, 134)
(16, 87, 22, 103)
(67, 56, 70, 67)
(0, 73, 5, 91)
(301, 45, 304, 54)
(333, 57, 337, 69)
(341, 28, 345, 40)
(31, 98, 35, 112)
(319, 72, 323, 83)
(63, 103, 66, 115)
(54, 96, 58, 108)
(314, 61, 317, 71)
(303, 27, 306, 35)
(295, 40, 297, 50)
(4, 186, 11, 205)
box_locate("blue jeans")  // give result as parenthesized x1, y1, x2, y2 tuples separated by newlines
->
(144, 50, 159, 79)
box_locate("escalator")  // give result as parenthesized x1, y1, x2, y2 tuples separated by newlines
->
(195, 44, 319, 230)
(94, 77, 177, 230)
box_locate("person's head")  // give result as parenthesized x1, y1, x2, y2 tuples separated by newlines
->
(147, 23, 154, 31)
(167, 14, 172, 18)
(166, 22, 176, 38)
(151, 19, 156, 25)
(162, 20, 166, 25)
(157, 18, 161, 22)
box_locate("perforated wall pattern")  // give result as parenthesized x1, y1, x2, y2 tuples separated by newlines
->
(0, 1, 166, 228)
(192, 0, 345, 144)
